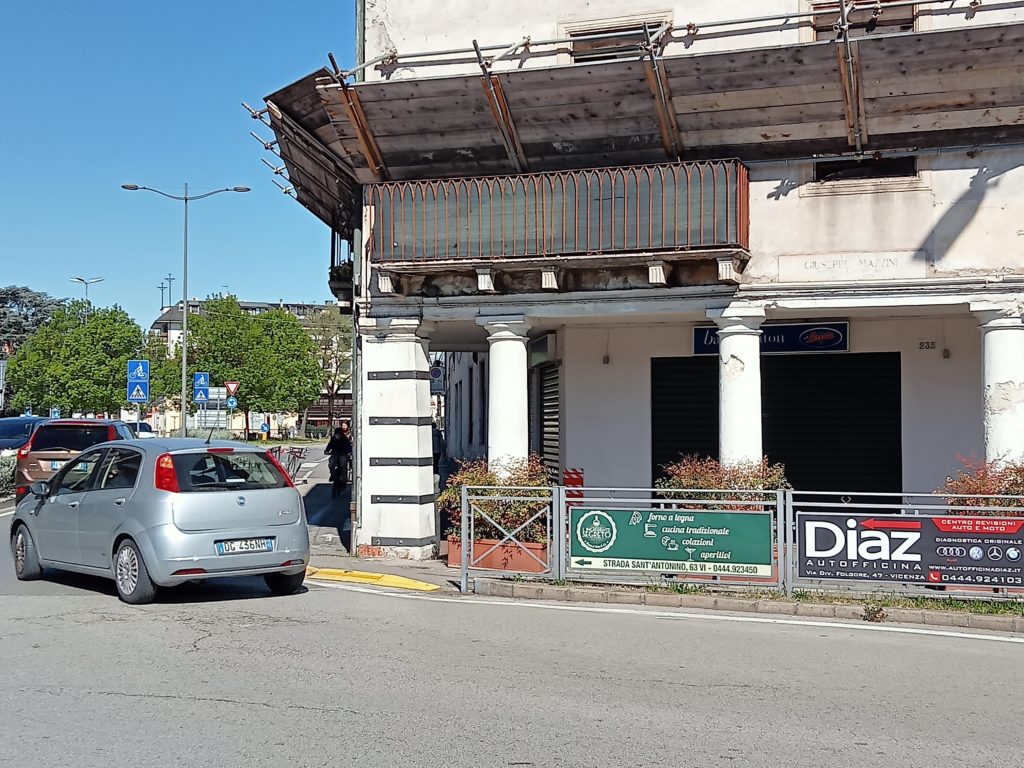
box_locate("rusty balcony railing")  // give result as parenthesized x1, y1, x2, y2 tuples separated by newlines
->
(367, 161, 749, 263)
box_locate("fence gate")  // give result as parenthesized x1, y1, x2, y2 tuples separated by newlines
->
(460, 485, 557, 593)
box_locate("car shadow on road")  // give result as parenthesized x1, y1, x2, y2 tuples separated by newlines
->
(33, 568, 310, 604)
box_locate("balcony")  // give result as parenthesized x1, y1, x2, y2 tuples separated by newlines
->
(367, 161, 748, 272)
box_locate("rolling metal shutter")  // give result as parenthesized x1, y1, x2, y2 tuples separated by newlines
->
(540, 364, 561, 482)
(650, 352, 902, 492)
(761, 353, 902, 493)
(650, 357, 718, 481)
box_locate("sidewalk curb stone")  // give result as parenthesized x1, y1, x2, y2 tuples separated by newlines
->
(472, 578, 1023, 634)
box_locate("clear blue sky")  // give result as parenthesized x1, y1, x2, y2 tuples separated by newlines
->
(0, 0, 355, 326)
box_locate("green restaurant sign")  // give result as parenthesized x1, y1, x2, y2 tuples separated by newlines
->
(569, 508, 773, 577)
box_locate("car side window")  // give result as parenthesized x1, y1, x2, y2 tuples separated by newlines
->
(97, 448, 142, 491)
(115, 424, 134, 440)
(53, 450, 106, 496)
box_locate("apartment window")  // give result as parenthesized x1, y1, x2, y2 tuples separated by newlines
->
(812, 1, 915, 41)
(814, 156, 917, 182)
(569, 24, 651, 63)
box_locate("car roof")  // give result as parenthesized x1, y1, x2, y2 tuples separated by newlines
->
(116, 438, 269, 454)
(40, 419, 123, 426)
(0, 415, 46, 422)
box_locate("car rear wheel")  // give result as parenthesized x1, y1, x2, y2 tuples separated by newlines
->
(114, 539, 157, 605)
(264, 570, 306, 595)
(12, 525, 43, 581)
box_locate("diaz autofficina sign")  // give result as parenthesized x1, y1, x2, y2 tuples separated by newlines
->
(798, 513, 1024, 587)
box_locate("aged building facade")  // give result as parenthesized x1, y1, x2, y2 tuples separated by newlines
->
(263, 0, 1024, 557)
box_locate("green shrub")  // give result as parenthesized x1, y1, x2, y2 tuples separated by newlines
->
(655, 455, 789, 509)
(940, 457, 1024, 513)
(0, 455, 15, 498)
(438, 455, 551, 543)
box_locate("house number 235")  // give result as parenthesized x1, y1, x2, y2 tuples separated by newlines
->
(918, 341, 936, 350)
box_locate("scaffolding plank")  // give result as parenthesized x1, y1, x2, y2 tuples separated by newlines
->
(673, 81, 843, 113)
(684, 119, 849, 147)
(863, 63, 1024, 99)
(867, 85, 1024, 118)
(684, 100, 848, 131)
(870, 105, 1024, 134)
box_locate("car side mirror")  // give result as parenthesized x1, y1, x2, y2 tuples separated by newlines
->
(30, 481, 50, 498)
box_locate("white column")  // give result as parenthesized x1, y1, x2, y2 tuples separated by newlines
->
(477, 315, 530, 472)
(708, 306, 765, 467)
(974, 304, 1024, 464)
(356, 317, 436, 559)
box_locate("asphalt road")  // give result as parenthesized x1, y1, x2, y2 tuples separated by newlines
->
(2, 503, 1022, 767)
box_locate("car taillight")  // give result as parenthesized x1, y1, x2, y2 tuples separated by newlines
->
(264, 451, 295, 488)
(15, 486, 28, 499)
(17, 435, 33, 459)
(207, 447, 234, 454)
(108, 426, 117, 441)
(155, 453, 180, 492)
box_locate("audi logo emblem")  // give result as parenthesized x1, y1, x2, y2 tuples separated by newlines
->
(936, 547, 966, 557)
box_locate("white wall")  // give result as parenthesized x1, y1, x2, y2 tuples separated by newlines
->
(559, 316, 983, 492)
(745, 149, 1024, 284)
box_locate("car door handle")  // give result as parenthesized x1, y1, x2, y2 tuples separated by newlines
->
(114, 498, 127, 506)
(67, 501, 80, 509)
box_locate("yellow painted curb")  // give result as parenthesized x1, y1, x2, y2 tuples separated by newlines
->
(305, 566, 441, 592)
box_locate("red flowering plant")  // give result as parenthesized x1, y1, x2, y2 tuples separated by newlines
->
(438, 455, 552, 543)
(939, 456, 1024, 515)
(654, 455, 790, 510)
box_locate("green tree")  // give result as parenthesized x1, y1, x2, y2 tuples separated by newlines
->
(141, 331, 181, 409)
(8, 301, 144, 414)
(308, 306, 352, 428)
(189, 296, 323, 432)
(0, 285, 63, 357)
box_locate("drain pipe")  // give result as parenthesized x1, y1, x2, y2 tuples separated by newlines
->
(838, 1, 864, 155)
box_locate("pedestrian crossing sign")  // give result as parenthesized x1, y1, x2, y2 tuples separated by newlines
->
(193, 387, 209, 403)
(127, 382, 150, 403)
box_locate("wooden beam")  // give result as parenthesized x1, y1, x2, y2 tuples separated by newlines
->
(643, 56, 683, 160)
(338, 82, 389, 181)
(479, 74, 528, 172)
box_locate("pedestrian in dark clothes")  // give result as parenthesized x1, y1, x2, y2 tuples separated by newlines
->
(325, 426, 352, 498)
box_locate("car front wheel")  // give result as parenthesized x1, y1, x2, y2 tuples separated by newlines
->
(12, 525, 43, 581)
(264, 570, 306, 595)
(114, 539, 157, 605)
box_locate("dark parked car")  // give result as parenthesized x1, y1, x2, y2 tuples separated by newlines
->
(14, 419, 134, 501)
(0, 416, 47, 456)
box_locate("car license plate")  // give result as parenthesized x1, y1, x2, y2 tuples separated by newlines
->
(50, 460, 66, 471)
(215, 538, 274, 555)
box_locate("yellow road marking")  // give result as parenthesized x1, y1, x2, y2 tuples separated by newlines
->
(305, 566, 441, 592)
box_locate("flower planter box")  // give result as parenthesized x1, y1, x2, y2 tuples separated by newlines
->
(446, 536, 549, 573)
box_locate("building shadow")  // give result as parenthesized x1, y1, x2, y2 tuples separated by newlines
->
(919, 155, 1022, 265)
(304, 481, 352, 552)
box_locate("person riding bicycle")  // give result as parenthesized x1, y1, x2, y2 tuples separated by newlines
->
(324, 426, 352, 498)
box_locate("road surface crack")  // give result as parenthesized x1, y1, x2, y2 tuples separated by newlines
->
(21, 686, 365, 716)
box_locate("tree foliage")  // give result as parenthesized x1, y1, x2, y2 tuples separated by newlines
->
(0, 285, 63, 357)
(308, 306, 352, 424)
(189, 296, 323, 417)
(7, 301, 144, 414)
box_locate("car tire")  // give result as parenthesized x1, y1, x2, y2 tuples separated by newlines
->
(264, 570, 306, 595)
(114, 539, 157, 605)
(12, 525, 43, 581)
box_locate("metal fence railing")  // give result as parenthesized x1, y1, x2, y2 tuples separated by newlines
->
(459, 485, 556, 593)
(458, 486, 1024, 601)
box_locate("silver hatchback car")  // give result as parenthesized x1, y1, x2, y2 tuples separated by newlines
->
(9, 439, 310, 604)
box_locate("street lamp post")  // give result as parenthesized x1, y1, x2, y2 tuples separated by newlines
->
(121, 183, 250, 436)
(70, 276, 104, 318)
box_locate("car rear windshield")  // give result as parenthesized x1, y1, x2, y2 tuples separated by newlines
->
(171, 451, 288, 492)
(0, 420, 35, 440)
(31, 425, 111, 452)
